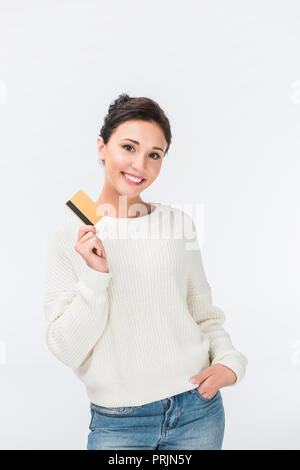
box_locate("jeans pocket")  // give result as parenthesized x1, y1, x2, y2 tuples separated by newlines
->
(190, 387, 218, 402)
(90, 402, 134, 417)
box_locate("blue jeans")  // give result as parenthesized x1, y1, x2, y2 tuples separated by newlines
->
(87, 388, 225, 450)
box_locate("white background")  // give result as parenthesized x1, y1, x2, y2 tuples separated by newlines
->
(0, 0, 299, 450)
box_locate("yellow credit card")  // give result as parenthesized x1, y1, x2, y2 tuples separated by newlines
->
(66, 189, 105, 226)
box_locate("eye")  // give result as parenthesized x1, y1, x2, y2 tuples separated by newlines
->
(150, 153, 161, 160)
(122, 144, 134, 152)
(122, 145, 161, 160)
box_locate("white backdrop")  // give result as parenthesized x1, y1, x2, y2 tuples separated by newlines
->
(0, 0, 299, 450)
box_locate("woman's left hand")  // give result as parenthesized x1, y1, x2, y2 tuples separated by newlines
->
(189, 364, 237, 399)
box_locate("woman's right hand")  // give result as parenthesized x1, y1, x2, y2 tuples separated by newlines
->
(74, 225, 109, 273)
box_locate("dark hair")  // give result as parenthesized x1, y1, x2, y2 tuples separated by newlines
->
(98, 93, 172, 166)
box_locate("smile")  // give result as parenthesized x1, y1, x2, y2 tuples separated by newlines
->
(120, 171, 145, 185)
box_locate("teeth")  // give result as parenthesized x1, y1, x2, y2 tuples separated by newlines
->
(122, 172, 143, 183)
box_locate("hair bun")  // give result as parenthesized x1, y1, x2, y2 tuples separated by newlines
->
(108, 93, 132, 114)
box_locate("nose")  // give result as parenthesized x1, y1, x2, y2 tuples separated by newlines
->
(130, 153, 147, 176)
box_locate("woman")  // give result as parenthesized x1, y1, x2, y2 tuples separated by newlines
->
(44, 93, 248, 450)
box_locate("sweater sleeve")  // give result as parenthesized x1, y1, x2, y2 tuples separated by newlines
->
(43, 224, 113, 369)
(185, 215, 248, 386)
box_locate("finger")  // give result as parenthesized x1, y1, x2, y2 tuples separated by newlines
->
(198, 388, 217, 399)
(77, 224, 96, 242)
(83, 237, 103, 256)
(92, 245, 102, 256)
(97, 238, 107, 258)
(76, 235, 103, 257)
(189, 366, 213, 384)
(86, 234, 107, 257)
(90, 236, 106, 257)
(77, 230, 97, 247)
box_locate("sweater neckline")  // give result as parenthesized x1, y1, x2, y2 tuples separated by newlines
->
(94, 202, 162, 227)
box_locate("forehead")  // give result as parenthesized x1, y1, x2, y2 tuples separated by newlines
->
(113, 120, 166, 144)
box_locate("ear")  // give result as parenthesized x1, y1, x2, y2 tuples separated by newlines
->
(97, 136, 106, 161)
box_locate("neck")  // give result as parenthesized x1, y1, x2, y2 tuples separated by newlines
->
(96, 189, 150, 219)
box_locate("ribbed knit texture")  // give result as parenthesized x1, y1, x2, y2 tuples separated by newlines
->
(44, 202, 247, 407)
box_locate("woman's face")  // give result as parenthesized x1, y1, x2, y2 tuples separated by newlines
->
(97, 119, 167, 197)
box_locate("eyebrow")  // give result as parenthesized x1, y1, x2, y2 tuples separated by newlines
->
(120, 138, 165, 154)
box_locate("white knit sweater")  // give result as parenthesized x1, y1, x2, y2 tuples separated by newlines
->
(44, 202, 247, 407)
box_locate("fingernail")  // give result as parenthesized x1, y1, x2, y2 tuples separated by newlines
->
(190, 378, 197, 383)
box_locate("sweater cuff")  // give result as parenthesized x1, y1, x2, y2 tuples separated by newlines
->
(79, 264, 113, 294)
(211, 353, 247, 386)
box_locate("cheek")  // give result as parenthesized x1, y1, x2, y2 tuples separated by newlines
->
(151, 166, 161, 179)
(105, 151, 125, 171)
(112, 152, 127, 170)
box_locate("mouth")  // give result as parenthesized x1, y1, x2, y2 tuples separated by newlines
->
(120, 171, 146, 186)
